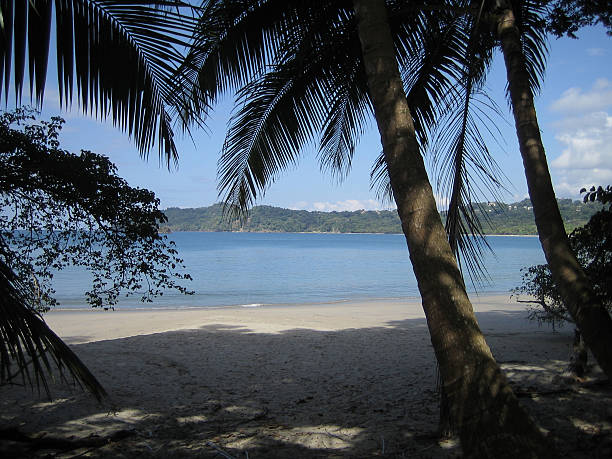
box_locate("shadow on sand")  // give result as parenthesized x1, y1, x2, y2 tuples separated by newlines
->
(1, 310, 610, 458)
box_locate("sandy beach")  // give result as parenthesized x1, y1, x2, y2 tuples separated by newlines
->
(1, 295, 610, 458)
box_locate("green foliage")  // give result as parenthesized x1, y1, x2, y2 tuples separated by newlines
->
(513, 186, 612, 329)
(0, 109, 192, 311)
(467, 198, 601, 235)
(163, 204, 403, 233)
(546, 0, 612, 37)
(581, 185, 612, 204)
(161, 198, 601, 235)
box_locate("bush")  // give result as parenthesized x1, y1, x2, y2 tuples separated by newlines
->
(512, 186, 612, 330)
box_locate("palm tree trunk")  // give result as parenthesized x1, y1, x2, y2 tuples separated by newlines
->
(353, 0, 554, 457)
(497, 6, 612, 380)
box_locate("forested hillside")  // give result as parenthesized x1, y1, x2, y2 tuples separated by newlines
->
(161, 198, 602, 235)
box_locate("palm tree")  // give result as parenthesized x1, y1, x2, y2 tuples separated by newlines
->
(0, 1, 197, 398)
(489, 0, 612, 379)
(181, 0, 553, 455)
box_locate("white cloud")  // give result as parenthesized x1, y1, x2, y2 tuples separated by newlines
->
(587, 48, 606, 57)
(552, 113, 612, 168)
(288, 201, 309, 210)
(550, 110, 612, 195)
(551, 78, 612, 113)
(296, 199, 393, 212)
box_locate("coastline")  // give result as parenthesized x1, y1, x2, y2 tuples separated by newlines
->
(45, 294, 521, 344)
(161, 229, 540, 236)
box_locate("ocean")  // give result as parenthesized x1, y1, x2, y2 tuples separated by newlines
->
(51, 232, 546, 309)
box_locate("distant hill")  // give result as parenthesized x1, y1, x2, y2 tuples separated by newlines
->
(161, 198, 603, 235)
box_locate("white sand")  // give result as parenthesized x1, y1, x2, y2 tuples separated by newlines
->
(1, 295, 610, 458)
(46, 295, 530, 344)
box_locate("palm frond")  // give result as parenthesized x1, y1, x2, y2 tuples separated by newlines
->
(432, 84, 509, 280)
(0, 1, 199, 165)
(218, 57, 330, 214)
(370, 5, 470, 207)
(179, 1, 318, 119)
(433, 6, 496, 284)
(508, 0, 548, 95)
(317, 59, 371, 181)
(214, 1, 373, 214)
(370, 150, 394, 204)
(394, 3, 467, 146)
(0, 254, 106, 401)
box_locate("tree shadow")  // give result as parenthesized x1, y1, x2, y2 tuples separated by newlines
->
(1, 310, 609, 458)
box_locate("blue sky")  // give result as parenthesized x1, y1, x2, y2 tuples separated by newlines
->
(11, 25, 612, 211)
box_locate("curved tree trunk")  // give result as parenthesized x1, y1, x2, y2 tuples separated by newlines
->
(497, 6, 612, 380)
(353, 0, 554, 457)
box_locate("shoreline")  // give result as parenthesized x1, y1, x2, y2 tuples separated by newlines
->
(161, 229, 540, 237)
(44, 293, 528, 345)
(50, 290, 519, 314)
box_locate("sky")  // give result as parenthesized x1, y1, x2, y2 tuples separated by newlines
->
(8, 24, 612, 212)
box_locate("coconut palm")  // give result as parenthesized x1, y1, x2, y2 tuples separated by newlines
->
(481, 0, 612, 379)
(179, 0, 553, 455)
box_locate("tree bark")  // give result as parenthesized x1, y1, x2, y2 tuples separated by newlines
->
(568, 328, 588, 377)
(497, 6, 612, 380)
(353, 0, 554, 457)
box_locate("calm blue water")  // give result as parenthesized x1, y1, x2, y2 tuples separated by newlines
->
(52, 232, 546, 309)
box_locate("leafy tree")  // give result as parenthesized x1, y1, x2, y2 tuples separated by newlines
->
(545, 0, 612, 37)
(513, 185, 612, 374)
(514, 186, 612, 326)
(0, 108, 192, 398)
(0, 108, 192, 310)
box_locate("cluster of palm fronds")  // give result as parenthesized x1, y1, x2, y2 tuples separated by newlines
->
(0, 250, 106, 400)
(0, 1, 199, 164)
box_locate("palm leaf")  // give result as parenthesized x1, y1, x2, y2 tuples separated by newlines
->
(317, 65, 370, 181)
(434, 6, 499, 283)
(370, 150, 394, 205)
(215, 1, 472, 214)
(218, 58, 330, 213)
(394, 6, 466, 146)
(177, 0, 312, 118)
(370, 4, 472, 203)
(215, 1, 372, 214)
(510, 0, 548, 96)
(0, 253, 106, 401)
(431, 89, 507, 284)
(0, 1, 199, 164)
